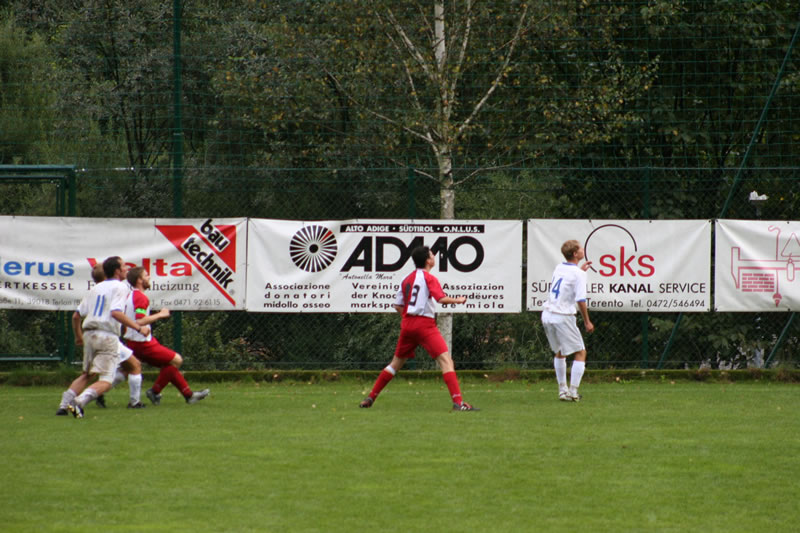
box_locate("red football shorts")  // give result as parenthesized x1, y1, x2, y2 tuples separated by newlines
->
(125, 338, 177, 367)
(394, 316, 449, 359)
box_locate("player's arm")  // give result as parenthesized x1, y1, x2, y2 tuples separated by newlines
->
(577, 301, 594, 333)
(426, 273, 466, 305)
(392, 304, 403, 314)
(71, 311, 84, 346)
(438, 295, 467, 305)
(130, 291, 168, 326)
(136, 307, 170, 326)
(111, 310, 151, 337)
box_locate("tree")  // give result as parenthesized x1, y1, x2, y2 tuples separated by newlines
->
(0, 12, 57, 165)
(318, 1, 534, 345)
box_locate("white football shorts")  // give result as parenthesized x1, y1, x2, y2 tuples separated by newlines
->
(118, 341, 133, 363)
(541, 311, 585, 356)
(82, 331, 120, 383)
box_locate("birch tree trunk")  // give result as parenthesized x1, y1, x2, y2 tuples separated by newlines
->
(325, 0, 530, 358)
(434, 0, 455, 354)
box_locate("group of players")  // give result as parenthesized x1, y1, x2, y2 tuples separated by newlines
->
(58, 240, 591, 416)
(56, 256, 208, 418)
(358, 239, 592, 409)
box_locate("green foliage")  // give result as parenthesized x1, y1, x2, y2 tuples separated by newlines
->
(0, 310, 55, 356)
(1, 1, 800, 369)
(0, 12, 57, 165)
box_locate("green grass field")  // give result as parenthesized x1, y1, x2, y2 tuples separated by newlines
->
(1, 378, 798, 532)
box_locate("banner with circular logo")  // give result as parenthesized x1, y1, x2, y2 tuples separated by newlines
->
(246, 219, 522, 313)
(527, 219, 711, 312)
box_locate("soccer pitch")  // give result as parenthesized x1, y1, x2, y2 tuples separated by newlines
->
(1, 379, 798, 532)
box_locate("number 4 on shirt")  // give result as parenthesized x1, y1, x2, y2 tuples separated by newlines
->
(551, 278, 563, 299)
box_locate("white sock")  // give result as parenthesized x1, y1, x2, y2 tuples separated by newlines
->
(570, 360, 586, 391)
(112, 369, 126, 388)
(128, 374, 142, 404)
(554, 357, 567, 388)
(385, 365, 397, 376)
(76, 388, 98, 408)
(60, 389, 76, 409)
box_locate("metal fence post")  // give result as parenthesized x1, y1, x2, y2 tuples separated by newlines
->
(641, 167, 651, 368)
(172, 0, 184, 354)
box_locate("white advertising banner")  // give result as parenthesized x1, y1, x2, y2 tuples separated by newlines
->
(527, 219, 711, 312)
(715, 219, 800, 311)
(0, 216, 247, 311)
(247, 219, 522, 313)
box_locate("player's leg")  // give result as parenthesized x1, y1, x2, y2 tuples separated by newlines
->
(360, 327, 414, 408)
(543, 319, 570, 400)
(69, 334, 117, 418)
(138, 341, 207, 403)
(423, 323, 477, 410)
(156, 351, 208, 404)
(361, 355, 407, 408)
(57, 372, 91, 415)
(568, 349, 587, 401)
(432, 351, 477, 411)
(120, 353, 145, 408)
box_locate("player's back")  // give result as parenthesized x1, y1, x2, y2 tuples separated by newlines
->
(80, 279, 129, 335)
(396, 269, 442, 318)
(544, 262, 586, 315)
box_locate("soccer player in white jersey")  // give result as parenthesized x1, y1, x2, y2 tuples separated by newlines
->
(67, 256, 151, 418)
(359, 245, 478, 411)
(56, 263, 146, 414)
(542, 239, 595, 402)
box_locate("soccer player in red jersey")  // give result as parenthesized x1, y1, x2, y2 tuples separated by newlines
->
(360, 245, 478, 411)
(123, 266, 209, 405)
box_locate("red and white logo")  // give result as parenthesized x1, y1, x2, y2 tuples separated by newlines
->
(584, 224, 655, 277)
(157, 219, 238, 305)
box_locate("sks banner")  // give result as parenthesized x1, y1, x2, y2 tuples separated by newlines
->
(246, 219, 523, 313)
(715, 220, 800, 312)
(0, 217, 247, 311)
(527, 219, 711, 312)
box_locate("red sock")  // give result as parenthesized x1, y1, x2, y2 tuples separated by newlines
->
(166, 366, 192, 398)
(154, 366, 192, 398)
(369, 369, 396, 400)
(443, 371, 462, 405)
(152, 367, 171, 394)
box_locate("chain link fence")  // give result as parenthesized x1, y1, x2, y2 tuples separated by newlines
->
(1, 1, 799, 370)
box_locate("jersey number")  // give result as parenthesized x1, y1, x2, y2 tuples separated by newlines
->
(406, 284, 420, 306)
(551, 278, 563, 299)
(92, 295, 106, 317)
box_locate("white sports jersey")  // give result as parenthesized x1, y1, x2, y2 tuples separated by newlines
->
(78, 279, 130, 336)
(543, 262, 587, 315)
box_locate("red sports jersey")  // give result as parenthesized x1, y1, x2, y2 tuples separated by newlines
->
(394, 269, 446, 319)
(123, 289, 151, 342)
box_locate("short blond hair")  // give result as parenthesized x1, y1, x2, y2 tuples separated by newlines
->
(561, 239, 581, 261)
(91, 263, 105, 284)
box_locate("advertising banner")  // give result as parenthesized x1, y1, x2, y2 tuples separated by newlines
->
(527, 219, 711, 312)
(247, 219, 522, 313)
(715, 219, 800, 311)
(0, 217, 247, 310)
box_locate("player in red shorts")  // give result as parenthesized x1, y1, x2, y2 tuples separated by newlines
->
(359, 245, 478, 411)
(123, 266, 209, 405)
